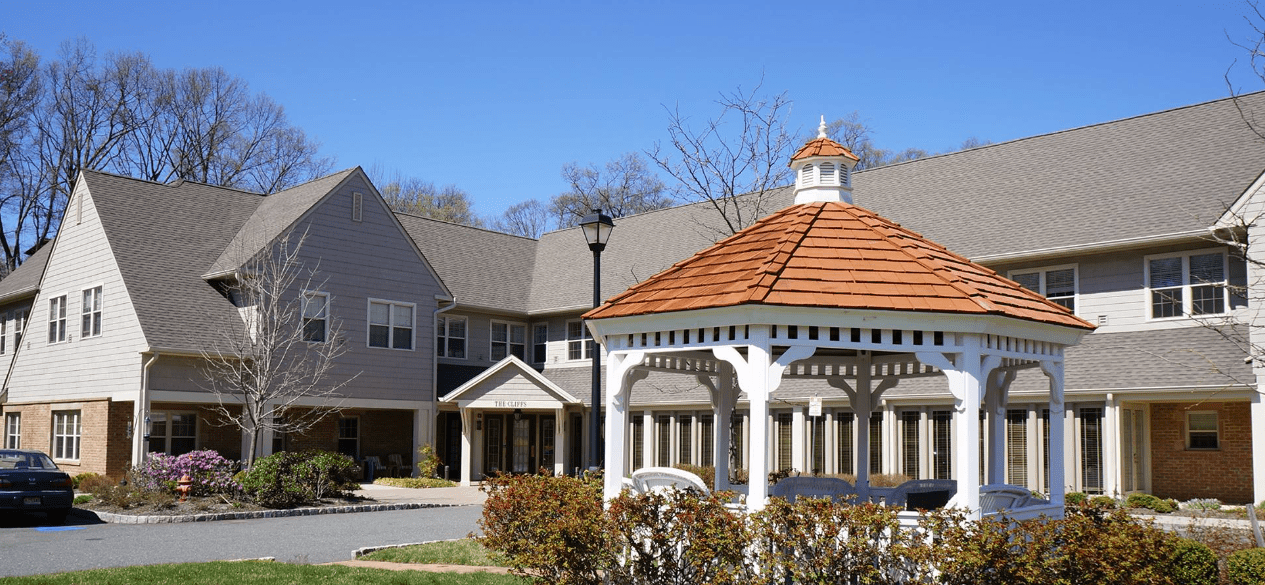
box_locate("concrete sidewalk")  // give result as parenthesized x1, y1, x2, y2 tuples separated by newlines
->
(352, 483, 486, 507)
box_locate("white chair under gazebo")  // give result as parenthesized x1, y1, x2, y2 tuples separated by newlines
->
(585, 120, 1095, 520)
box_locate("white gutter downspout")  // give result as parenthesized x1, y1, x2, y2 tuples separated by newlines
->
(133, 351, 160, 467)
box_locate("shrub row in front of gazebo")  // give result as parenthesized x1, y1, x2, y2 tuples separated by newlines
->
(476, 472, 1227, 585)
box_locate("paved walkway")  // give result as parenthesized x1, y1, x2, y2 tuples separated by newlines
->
(352, 483, 487, 507)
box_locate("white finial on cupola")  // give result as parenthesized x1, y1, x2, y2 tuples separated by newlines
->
(789, 114, 860, 205)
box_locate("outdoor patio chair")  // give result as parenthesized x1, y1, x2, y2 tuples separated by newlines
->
(630, 467, 709, 494)
(887, 479, 957, 511)
(769, 476, 856, 504)
(386, 454, 405, 477)
(979, 483, 1036, 512)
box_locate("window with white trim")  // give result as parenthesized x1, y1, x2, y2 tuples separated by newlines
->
(81, 286, 102, 338)
(490, 321, 526, 361)
(532, 324, 548, 363)
(48, 295, 66, 344)
(1187, 411, 1219, 449)
(368, 300, 414, 350)
(4, 413, 19, 449)
(437, 316, 467, 359)
(148, 411, 197, 455)
(567, 321, 592, 360)
(301, 291, 329, 343)
(1010, 266, 1076, 312)
(338, 417, 359, 458)
(1147, 251, 1227, 319)
(52, 410, 80, 460)
(13, 309, 25, 349)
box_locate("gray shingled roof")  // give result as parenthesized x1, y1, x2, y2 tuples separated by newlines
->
(85, 171, 265, 353)
(540, 327, 1253, 409)
(0, 242, 52, 302)
(204, 169, 358, 277)
(397, 215, 537, 312)
(518, 93, 1265, 313)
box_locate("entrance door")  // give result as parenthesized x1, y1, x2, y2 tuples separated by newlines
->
(484, 416, 503, 475)
(512, 417, 532, 473)
(541, 416, 556, 471)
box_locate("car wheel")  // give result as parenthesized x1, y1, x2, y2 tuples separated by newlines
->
(46, 509, 69, 525)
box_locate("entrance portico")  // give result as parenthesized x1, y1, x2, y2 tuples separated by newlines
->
(440, 356, 579, 485)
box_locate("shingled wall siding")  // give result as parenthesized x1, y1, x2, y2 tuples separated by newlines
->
(1150, 401, 1253, 503)
(5, 181, 148, 402)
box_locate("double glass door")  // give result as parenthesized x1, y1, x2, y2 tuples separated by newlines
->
(483, 413, 557, 475)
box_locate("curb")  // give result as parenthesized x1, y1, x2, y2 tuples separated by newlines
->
(70, 501, 467, 524)
(354, 538, 461, 558)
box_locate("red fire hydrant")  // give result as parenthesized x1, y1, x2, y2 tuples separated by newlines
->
(176, 474, 192, 502)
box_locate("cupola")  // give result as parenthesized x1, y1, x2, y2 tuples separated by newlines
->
(789, 116, 861, 204)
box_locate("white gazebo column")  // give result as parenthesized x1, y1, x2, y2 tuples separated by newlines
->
(714, 334, 815, 512)
(1042, 360, 1067, 510)
(459, 408, 474, 486)
(602, 351, 645, 501)
(919, 340, 994, 519)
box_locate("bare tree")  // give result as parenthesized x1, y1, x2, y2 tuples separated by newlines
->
(493, 198, 552, 238)
(0, 35, 334, 273)
(551, 152, 674, 227)
(370, 169, 484, 227)
(647, 79, 796, 236)
(819, 111, 934, 170)
(200, 230, 356, 465)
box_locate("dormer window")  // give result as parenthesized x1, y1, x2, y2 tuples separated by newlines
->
(800, 164, 816, 187)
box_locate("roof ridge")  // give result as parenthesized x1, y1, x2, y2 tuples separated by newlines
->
(395, 211, 541, 242)
(745, 204, 821, 303)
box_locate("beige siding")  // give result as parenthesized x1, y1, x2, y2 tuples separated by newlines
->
(6, 182, 148, 402)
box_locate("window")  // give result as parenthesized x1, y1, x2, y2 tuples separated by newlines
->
(148, 412, 197, 455)
(1187, 411, 1219, 449)
(776, 412, 793, 471)
(81, 286, 102, 338)
(700, 415, 714, 468)
(338, 417, 359, 458)
(491, 321, 526, 361)
(532, 324, 548, 363)
(368, 300, 414, 350)
(679, 416, 693, 466)
(1147, 251, 1226, 319)
(1006, 409, 1028, 486)
(48, 295, 66, 344)
(836, 412, 854, 475)
(1010, 266, 1076, 312)
(52, 410, 80, 461)
(301, 291, 328, 343)
(272, 416, 287, 454)
(632, 415, 644, 469)
(1079, 407, 1104, 494)
(869, 412, 883, 475)
(567, 321, 592, 360)
(13, 309, 25, 349)
(4, 413, 19, 449)
(1, 313, 7, 355)
(901, 411, 920, 478)
(932, 411, 952, 480)
(437, 316, 467, 359)
(657, 415, 671, 465)
(808, 414, 824, 474)
(730, 414, 745, 472)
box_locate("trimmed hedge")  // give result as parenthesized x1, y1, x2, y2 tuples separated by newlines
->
(1230, 548, 1265, 585)
(239, 450, 358, 508)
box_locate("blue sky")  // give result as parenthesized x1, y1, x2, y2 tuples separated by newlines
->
(5, 1, 1259, 218)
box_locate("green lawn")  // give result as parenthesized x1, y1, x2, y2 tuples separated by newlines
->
(360, 539, 506, 567)
(0, 561, 528, 585)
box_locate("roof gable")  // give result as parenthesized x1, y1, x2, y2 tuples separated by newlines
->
(441, 355, 579, 405)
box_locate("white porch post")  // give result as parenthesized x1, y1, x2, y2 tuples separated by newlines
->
(792, 406, 806, 473)
(555, 408, 566, 476)
(1254, 394, 1265, 505)
(1103, 393, 1120, 497)
(602, 351, 645, 501)
(412, 407, 429, 477)
(1043, 360, 1067, 510)
(459, 407, 474, 486)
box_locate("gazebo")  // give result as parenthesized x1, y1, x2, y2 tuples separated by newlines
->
(584, 119, 1095, 519)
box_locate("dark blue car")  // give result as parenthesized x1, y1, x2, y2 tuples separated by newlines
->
(0, 450, 74, 524)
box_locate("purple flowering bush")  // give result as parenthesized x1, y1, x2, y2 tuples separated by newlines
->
(132, 450, 241, 497)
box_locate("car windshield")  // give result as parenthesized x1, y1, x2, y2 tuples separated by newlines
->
(0, 452, 58, 470)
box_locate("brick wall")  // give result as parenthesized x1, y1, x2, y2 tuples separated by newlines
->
(1, 400, 120, 479)
(1150, 401, 1253, 503)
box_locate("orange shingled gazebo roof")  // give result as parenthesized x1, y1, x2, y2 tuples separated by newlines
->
(791, 137, 860, 162)
(584, 201, 1096, 331)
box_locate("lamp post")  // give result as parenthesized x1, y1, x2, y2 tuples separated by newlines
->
(580, 209, 615, 471)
